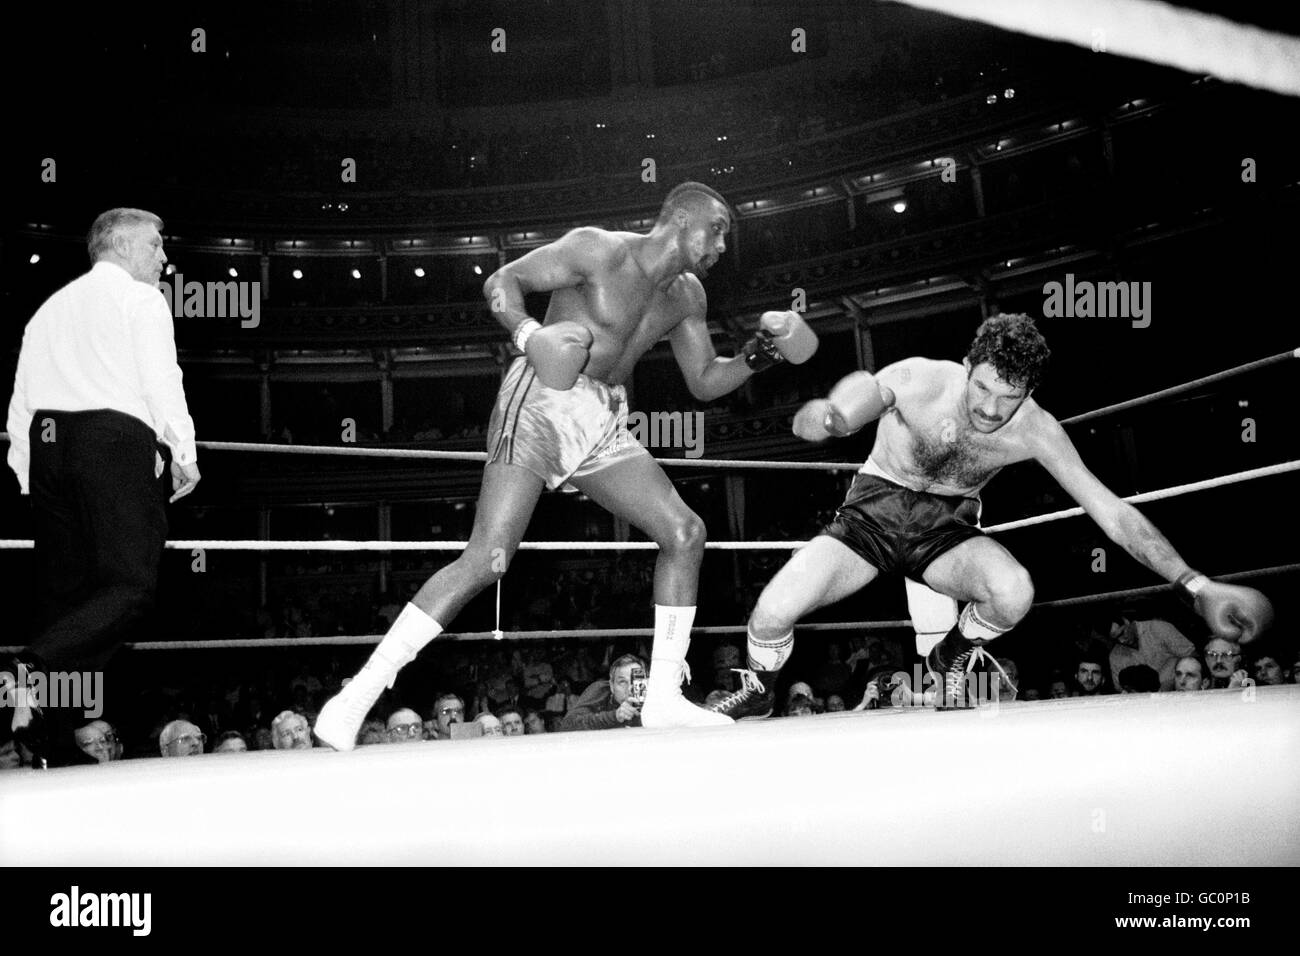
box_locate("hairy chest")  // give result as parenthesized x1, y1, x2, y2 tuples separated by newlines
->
(894, 410, 1008, 489)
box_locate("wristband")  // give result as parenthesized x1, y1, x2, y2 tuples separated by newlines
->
(1176, 570, 1209, 602)
(513, 320, 541, 353)
(743, 331, 784, 372)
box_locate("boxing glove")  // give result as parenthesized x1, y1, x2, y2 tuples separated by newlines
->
(743, 310, 820, 371)
(823, 371, 892, 437)
(793, 399, 834, 442)
(1180, 574, 1274, 644)
(521, 321, 593, 391)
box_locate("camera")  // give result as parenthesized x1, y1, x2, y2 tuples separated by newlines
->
(628, 664, 647, 706)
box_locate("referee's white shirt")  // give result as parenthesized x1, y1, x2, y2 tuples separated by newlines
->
(6, 260, 197, 495)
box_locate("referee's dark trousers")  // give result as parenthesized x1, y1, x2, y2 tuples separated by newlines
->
(26, 408, 167, 673)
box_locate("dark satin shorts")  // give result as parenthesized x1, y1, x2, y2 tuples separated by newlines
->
(821, 473, 984, 577)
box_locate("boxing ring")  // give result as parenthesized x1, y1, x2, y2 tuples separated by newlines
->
(4, 0, 1300, 863)
(1, 346, 1298, 865)
(2, 685, 1296, 866)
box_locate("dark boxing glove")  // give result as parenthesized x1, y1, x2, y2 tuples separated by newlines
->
(1178, 572, 1274, 645)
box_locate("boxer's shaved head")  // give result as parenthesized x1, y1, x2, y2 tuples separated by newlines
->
(658, 181, 730, 225)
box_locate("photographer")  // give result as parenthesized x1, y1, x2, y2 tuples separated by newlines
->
(558, 654, 646, 731)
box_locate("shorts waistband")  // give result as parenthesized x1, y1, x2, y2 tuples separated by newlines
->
(511, 356, 626, 410)
(859, 457, 910, 486)
(858, 456, 982, 511)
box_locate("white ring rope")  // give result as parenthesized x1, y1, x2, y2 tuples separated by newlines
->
(1, 564, 1291, 653)
(900, 0, 1300, 98)
(980, 459, 1299, 533)
(1, 459, 1293, 552)
(0, 350, 1293, 473)
(195, 442, 866, 472)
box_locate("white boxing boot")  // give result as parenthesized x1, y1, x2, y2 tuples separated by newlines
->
(314, 604, 441, 751)
(638, 605, 733, 729)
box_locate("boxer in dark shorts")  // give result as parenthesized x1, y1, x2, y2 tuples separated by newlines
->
(710, 313, 1273, 717)
(822, 468, 984, 581)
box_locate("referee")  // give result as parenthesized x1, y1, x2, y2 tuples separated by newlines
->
(5, 208, 200, 766)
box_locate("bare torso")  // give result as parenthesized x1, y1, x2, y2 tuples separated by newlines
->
(542, 230, 696, 384)
(871, 360, 1041, 497)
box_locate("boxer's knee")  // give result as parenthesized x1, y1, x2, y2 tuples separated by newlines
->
(658, 509, 706, 556)
(750, 590, 798, 640)
(983, 564, 1034, 625)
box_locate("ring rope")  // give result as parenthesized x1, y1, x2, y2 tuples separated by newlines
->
(1058, 348, 1299, 426)
(2, 459, 1292, 552)
(0, 349, 1293, 471)
(197, 442, 867, 472)
(3, 563, 1289, 654)
(980, 459, 1299, 534)
(900, 0, 1300, 98)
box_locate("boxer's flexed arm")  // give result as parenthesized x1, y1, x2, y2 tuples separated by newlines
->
(484, 227, 618, 389)
(1029, 411, 1192, 581)
(482, 227, 614, 335)
(667, 277, 752, 401)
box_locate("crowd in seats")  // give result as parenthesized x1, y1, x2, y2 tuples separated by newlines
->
(4, 608, 1291, 768)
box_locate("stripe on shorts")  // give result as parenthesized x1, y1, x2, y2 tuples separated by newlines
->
(492, 365, 536, 463)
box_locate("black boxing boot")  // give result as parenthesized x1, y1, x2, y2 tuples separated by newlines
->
(926, 629, 984, 710)
(707, 668, 778, 720)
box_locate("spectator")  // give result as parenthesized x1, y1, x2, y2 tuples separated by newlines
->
(558, 654, 645, 732)
(1021, 687, 1042, 701)
(160, 719, 205, 757)
(429, 694, 465, 740)
(359, 719, 387, 746)
(704, 689, 730, 708)
(271, 710, 312, 750)
(810, 642, 853, 700)
(853, 667, 897, 710)
(386, 708, 425, 744)
(1047, 675, 1071, 699)
(1106, 612, 1195, 691)
(995, 658, 1020, 702)
(1172, 656, 1209, 692)
(0, 739, 22, 770)
(74, 719, 123, 764)
(523, 710, 548, 735)
(521, 661, 557, 713)
(1117, 664, 1160, 694)
(1249, 652, 1287, 687)
(712, 644, 743, 693)
(826, 694, 846, 712)
(498, 708, 525, 737)
(6, 208, 200, 766)
(252, 727, 275, 750)
(785, 680, 816, 710)
(476, 714, 504, 737)
(786, 694, 815, 717)
(1073, 643, 1113, 696)
(213, 731, 248, 754)
(1204, 638, 1245, 689)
